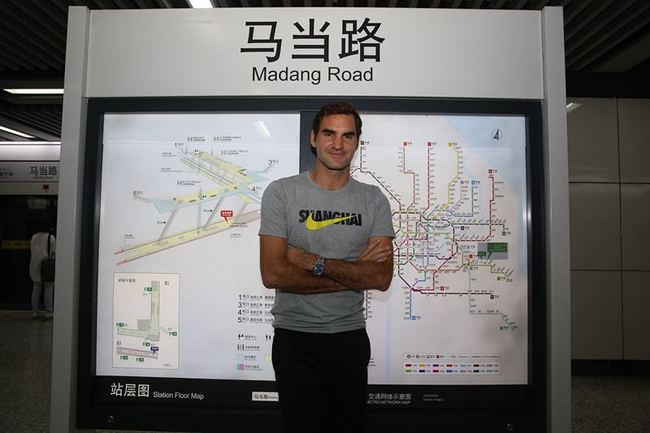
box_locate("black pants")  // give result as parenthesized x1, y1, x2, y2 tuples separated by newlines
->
(272, 327, 371, 433)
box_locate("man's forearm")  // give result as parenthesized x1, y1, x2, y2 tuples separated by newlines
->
(286, 248, 393, 291)
(260, 257, 346, 294)
(322, 258, 392, 291)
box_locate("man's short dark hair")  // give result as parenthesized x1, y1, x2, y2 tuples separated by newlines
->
(312, 101, 362, 137)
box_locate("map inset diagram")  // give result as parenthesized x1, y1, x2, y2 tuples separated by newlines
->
(113, 272, 179, 369)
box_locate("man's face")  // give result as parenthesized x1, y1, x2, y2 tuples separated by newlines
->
(310, 114, 359, 172)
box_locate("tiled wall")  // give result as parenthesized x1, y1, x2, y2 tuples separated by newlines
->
(568, 98, 650, 360)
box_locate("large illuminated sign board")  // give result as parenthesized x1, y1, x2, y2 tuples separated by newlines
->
(77, 97, 545, 432)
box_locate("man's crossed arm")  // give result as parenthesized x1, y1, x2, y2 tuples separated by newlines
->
(259, 235, 393, 294)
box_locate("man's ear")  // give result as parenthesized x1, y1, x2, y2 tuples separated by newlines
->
(310, 130, 316, 148)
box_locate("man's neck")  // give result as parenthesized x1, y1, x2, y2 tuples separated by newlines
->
(309, 165, 351, 191)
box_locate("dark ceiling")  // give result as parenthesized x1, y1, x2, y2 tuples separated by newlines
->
(0, 0, 649, 142)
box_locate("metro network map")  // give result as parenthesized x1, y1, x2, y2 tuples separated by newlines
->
(95, 111, 528, 387)
(356, 114, 528, 385)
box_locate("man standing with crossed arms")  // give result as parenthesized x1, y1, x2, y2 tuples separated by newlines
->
(259, 101, 395, 433)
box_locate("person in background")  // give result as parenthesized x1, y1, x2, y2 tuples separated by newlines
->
(29, 221, 55, 320)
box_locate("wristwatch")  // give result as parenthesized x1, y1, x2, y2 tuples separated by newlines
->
(312, 256, 326, 277)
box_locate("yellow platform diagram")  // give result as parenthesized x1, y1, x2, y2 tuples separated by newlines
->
(116, 149, 275, 264)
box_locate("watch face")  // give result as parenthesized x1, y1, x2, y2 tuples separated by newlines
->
(313, 258, 325, 276)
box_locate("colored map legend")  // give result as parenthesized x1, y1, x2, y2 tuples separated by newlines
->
(403, 353, 500, 375)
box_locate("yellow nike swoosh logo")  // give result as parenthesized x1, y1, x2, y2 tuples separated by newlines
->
(305, 213, 356, 231)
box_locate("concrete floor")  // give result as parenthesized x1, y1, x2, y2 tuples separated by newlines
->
(1, 310, 649, 433)
(572, 375, 650, 433)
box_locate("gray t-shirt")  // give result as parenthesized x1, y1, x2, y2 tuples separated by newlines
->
(259, 171, 395, 333)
